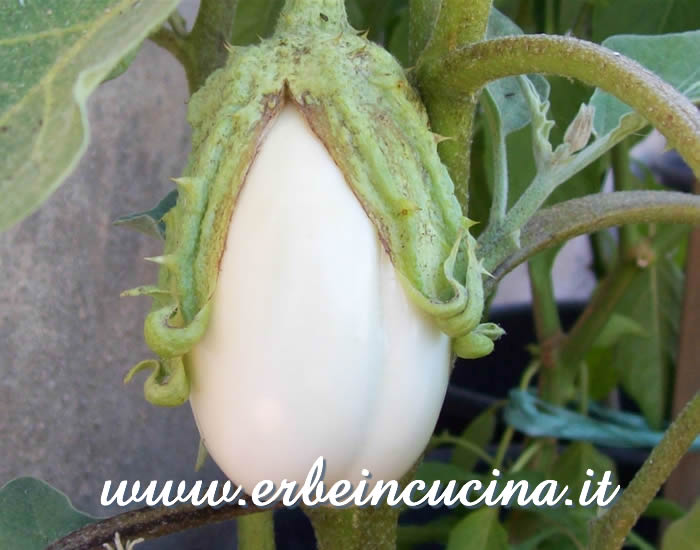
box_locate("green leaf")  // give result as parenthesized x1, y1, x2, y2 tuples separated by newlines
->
(102, 40, 143, 83)
(644, 497, 687, 521)
(590, 31, 700, 138)
(594, 313, 647, 348)
(592, 0, 700, 42)
(549, 441, 617, 497)
(512, 528, 569, 550)
(346, 0, 406, 44)
(397, 515, 459, 550)
(486, 9, 550, 137)
(662, 500, 700, 550)
(415, 461, 473, 485)
(386, 6, 409, 67)
(586, 314, 645, 400)
(113, 189, 178, 239)
(612, 232, 685, 428)
(230, 0, 285, 46)
(0, 0, 180, 233)
(0, 477, 96, 550)
(447, 508, 509, 550)
(450, 408, 497, 472)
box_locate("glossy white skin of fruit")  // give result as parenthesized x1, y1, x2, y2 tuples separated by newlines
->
(188, 105, 451, 493)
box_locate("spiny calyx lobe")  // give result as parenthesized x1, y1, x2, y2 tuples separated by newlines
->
(125, 2, 502, 407)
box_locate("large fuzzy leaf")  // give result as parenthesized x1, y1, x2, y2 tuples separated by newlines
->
(485, 9, 550, 137)
(0, 0, 180, 232)
(590, 31, 700, 139)
(0, 477, 96, 550)
(612, 229, 685, 428)
(593, 0, 700, 42)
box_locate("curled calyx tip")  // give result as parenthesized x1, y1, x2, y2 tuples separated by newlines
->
(453, 322, 506, 359)
(125, 357, 189, 407)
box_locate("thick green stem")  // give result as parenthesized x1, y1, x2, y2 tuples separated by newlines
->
(412, 0, 493, 213)
(611, 140, 640, 253)
(528, 253, 565, 402)
(478, 114, 647, 271)
(408, 0, 440, 64)
(305, 505, 400, 550)
(423, 94, 478, 212)
(589, 391, 700, 550)
(150, 27, 198, 92)
(482, 88, 509, 223)
(238, 511, 276, 550)
(276, 0, 348, 33)
(421, 35, 700, 175)
(185, 0, 238, 91)
(420, 0, 493, 60)
(484, 190, 700, 296)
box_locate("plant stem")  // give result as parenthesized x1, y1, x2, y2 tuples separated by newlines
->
(431, 433, 496, 466)
(478, 114, 647, 271)
(665, 178, 700, 507)
(238, 511, 276, 550)
(422, 95, 478, 212)
(185, 0, 239, 91)
(412, 0, 493, 212)
(493, 427, 515, 470)
(276, 0, 348, 33)
(484, 190, 700, 295)
(150, 27, 197, 92)
(420, 0, 493, 60)
(407, 0, 440, 64)
(528, 253, 566, 403)
(305, 504, 401, 550)
(421, 34, 700, 175)
(611, 139, 640, 253)
(47, 500, 282, 550)
(510, 441, 544, 473)
(558, 257, 641, 369)
(482, 88, 509, 223)
(589, 391, 700, 550)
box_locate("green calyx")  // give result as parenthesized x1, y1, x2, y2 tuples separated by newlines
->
(125, 0, 502, 407)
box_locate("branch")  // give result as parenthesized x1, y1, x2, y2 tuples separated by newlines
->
(484, 190, 700, 296)
(421, 34, 700, 175)
(185, 0, 239, 92)
(420, 0, 493, 60)
(149, 27, 197, 92)
(413, 0, 493, 214)
(47, 500, 281, 550)
(589, 391, 700, 550)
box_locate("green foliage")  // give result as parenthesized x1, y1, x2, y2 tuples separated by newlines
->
(450, 409, 498, 472)
(447, 508, 509, 550)
(661, 500, 700, 550)
(0, 477, 96, 550)
(611, 231, 685, 428)
(592, 0, 700, 42)
(591, 31, 700, 138)
(230, 0, 285, 45)
(585, 314, 645, 400)
(0, 0, 180, 233)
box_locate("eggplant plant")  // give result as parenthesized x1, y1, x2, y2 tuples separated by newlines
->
(1, 1, 699, 549)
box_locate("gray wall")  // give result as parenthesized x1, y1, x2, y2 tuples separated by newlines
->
(0, 33, 238, 549)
